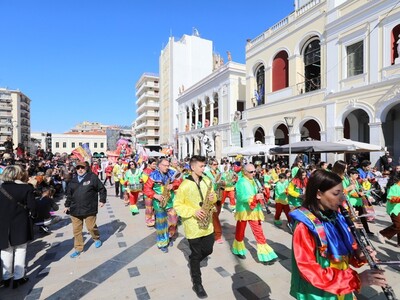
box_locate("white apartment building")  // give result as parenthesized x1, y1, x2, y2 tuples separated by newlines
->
(0, 88, 31, 149)
(177, 62, 246, 160)
(159, 32, 213, 150)
(135, 73, 160, 150)
(243, 0, 400, 164)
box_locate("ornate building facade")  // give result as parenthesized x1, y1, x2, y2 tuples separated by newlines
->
(177, 62, 246, 160)
(243, 0, 400, 164)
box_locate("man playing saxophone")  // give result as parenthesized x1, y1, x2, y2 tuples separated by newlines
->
(174, 155, 217, 299)
(204, 158, 224, 244)
(143, 158, 182, 253)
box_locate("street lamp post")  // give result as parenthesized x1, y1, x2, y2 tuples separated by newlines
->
(284, 116, 296, 168)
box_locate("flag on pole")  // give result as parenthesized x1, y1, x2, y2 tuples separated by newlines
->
(72, 144, 92, 162)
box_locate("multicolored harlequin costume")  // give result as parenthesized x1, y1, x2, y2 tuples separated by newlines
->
(289, 207, 365, 300)
(123, 168, 142, 215)
(142, 167, 155, 227)
(379, 182, 400, 246)
(288, 177, 307, 208)
(232, 175, 278, 263)
(143, 169, 181, 249)
(220, 168, 236, 210)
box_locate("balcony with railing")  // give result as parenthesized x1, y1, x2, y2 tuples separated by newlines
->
(136, 90, 160, 106)
(136, 100, 160, 114)
(246, 0, 323, 51)
(296, 76, 321, 94)
(136, 120, 160, 130)
(136, 111, 160, 122)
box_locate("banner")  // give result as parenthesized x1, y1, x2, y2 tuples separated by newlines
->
(231, 120, 241, 147)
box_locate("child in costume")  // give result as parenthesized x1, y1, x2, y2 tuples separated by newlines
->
(274, 173, 291, 226)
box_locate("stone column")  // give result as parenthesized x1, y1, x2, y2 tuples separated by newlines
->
(195, 106, 199, 129)
(369, 122, 385, 165)
(210, 101, 214, 127)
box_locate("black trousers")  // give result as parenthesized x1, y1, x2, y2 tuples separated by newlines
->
(187, 233, 215, 285)
(354, 205, 371, 233)
(115, 181, 121, 197)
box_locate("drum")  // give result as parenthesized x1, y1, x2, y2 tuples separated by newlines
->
(129, 183, 143, 192)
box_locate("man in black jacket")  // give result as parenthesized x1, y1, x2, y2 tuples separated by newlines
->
(64, 161, 107, 258)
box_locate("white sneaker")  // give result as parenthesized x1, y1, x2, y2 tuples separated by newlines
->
(377, 233, 386, 244)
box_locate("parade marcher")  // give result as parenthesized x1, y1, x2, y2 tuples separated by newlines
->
(174, 155, 217, 299)
(91, 161, 101, 177)
(287, 167, 308, 209)
(274, 173, 291, 226)
(0, 165, 36, 289)
(103, 162, 113, 186)
(64, 161, 107, 258)
(378, 174, 400, 247)
(123, 161, 142, 215)
(289, 170, 387, 299)
(204, 158, 224, 244)
(143, 158, 181, 253)
(232, 163, 278, 264)
(291, 159, 304, 178)
(220, 163, 237, 212)
(112, 158, 125, 199)
(346, 169, 374, 235)
(142, 158, 157, 227)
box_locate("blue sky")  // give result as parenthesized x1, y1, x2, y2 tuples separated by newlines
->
(0, 0, 294, 133)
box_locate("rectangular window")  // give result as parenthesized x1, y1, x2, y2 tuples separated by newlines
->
(55, 142, 59, 148)
(100, 142, 104, 148)
(94, 142, 98, 148)
(63, 142, 66, 148)
(347, 41, 363, 77)
(72, 142, 75, 148)
(79, 142, 82, 146)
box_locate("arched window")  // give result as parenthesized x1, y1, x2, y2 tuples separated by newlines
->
(254, 127, 265, 144)
(303, 39, 321, 92)
(272, 51, 289, 92)
(391, 24, 400, 65)
(255, 65, 265, 105)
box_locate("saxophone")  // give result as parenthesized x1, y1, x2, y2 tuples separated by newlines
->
(198, 180, 216, 230)
(159, 171, 181, 208)
(160, 178, 171, 208)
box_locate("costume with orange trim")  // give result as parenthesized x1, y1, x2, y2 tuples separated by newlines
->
(289, 207, 366, 299)
(379, 182, 400, 246)
(143, 169, 182, 249)
(287, 177, 308, 208)
(232, 175, 278, 263)
(142, 167, 155, 227)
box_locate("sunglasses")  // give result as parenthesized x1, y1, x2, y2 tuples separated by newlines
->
(247, 170, 256, 174)
(76, 166, 85, 170)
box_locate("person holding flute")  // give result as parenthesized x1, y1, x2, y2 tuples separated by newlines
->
(289, 170, 388, 300)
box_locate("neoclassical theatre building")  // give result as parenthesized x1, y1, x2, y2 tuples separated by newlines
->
(177, 62, 246, 160)
(178, 0, 400, 163)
